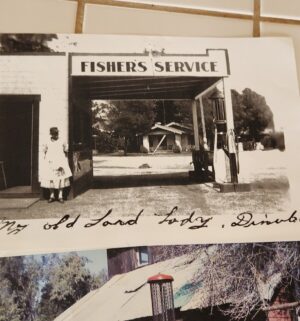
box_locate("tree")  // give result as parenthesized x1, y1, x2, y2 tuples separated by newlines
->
(232, 88, 274, 141)
(92, 101, 119, 153)
(92, 101, 113, 125)
(107, 100, 157, 155)
(0, 253, 107, 321)
(0, 256, 41, 321)
(0, 34, 57, 52)
(154, 100, 193, 125)
(92, 88, 273, 154)
(151, 242, 300, 320)
(37, 253, 107, 321)
(188, 242, 300, 320)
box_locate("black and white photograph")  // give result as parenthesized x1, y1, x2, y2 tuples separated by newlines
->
(0, 241, 299, 321)
(0, 34, 299, 219)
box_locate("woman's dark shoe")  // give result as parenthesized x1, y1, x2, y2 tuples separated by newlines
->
(48, 198, 55, 203)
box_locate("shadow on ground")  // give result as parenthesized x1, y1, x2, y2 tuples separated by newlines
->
(92, 172, 201, 189)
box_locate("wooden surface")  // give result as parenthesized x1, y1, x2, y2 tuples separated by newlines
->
(80, 0, 253, 19)
(253, 0, 261, 37)
(72, 0, 300, 35)
(75, 0, 85, 33)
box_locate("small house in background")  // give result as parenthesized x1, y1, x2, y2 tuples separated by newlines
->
(141, 122, 194, 153)
(54, 246, 299, 321)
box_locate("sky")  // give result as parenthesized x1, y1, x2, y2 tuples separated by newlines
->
(34, 249, 108, 275)
(80, 249, 108, 274)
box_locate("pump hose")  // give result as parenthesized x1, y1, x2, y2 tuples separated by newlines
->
(227, 129, 240, 174)
(214, 128, 240, 175)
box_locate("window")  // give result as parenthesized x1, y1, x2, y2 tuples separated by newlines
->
(136, 246, 149, 266)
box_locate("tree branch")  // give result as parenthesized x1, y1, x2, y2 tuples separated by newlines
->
(263, 301, 300, 311)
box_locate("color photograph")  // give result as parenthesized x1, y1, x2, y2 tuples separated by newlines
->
(0, 241, 299, 321)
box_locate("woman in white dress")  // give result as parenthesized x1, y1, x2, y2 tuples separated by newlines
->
(40, 127, 72, 203)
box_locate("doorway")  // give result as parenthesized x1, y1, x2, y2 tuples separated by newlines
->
(69, 75, 221, 197)
(0, 95, 40, 197)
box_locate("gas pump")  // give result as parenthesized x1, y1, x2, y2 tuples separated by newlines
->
(210, 88, 239, 187)
(190, 79, 249, 192)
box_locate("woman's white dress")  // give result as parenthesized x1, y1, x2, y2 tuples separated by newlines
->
(40, 139, 72, 189)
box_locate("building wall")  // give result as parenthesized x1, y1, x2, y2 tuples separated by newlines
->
(152, 136, 160, 149)
(175, 133, 182, 150)
(148, 134, 175, 151)
(107, 246, 186, 278)
(69, 82, 95, 197)
(181, 305, 266, 321)
(268, 288, 295, 321)
(0, 54, 69, 181)
(166, 134, 175, 149)
(142, 135, 150, 151)
(181, 134, 191, 151)
(107, 248, 139, 279)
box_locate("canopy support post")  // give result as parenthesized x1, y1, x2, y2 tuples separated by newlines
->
(222, 77, 238, 184)
(192, 100, 200, 151)
(199, 96, 208, 151)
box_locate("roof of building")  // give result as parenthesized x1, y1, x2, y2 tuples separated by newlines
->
(73, 76, 220, 100)
(54, 247, 282, 321)
(138, 122, 193, 136)
(150, 123, 184, 135)
(166, 122, 193, 131)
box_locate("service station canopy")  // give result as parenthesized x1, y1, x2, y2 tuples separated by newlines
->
(71, 49, 230, 100)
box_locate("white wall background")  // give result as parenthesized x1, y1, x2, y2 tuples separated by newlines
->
(0, 54, 69, 180)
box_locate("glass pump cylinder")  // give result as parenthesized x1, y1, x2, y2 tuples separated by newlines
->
(148, 273, 175, 321)
(210, 89, 227, 148)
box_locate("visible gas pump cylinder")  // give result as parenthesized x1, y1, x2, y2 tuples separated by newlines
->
(209, 89, 227, 139)
(148, 273, 176, 321)
(210, 89, 234, 183)
(209, 88, 241, 187)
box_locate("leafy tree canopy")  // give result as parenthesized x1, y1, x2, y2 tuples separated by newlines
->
(108, 100, 156, 136)
(92, 87, 274, 153)
(0, 253, 107, 321)
(232, 88, 274, 140)
(0, 34, 57, 52)
(154, 100, 193, 125)
(103, 100, 157, 154)
(0, 256, 41, 321)
(37, 253, 107, 321)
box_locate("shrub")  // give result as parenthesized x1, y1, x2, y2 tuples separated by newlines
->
(260, 135, 275, 150)
(260, 132, 285, 151)
(242, 140, 256, 151)
(116, 137, 125, 150)
(95, 132, 118, 153)
(273, 132, 285, 151)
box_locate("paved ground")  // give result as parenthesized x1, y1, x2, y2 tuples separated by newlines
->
(0, 150, 290, 219)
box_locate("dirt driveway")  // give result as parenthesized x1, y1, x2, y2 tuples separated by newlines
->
(93, 153, 194, 176)
(1, 150, 291, 220)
